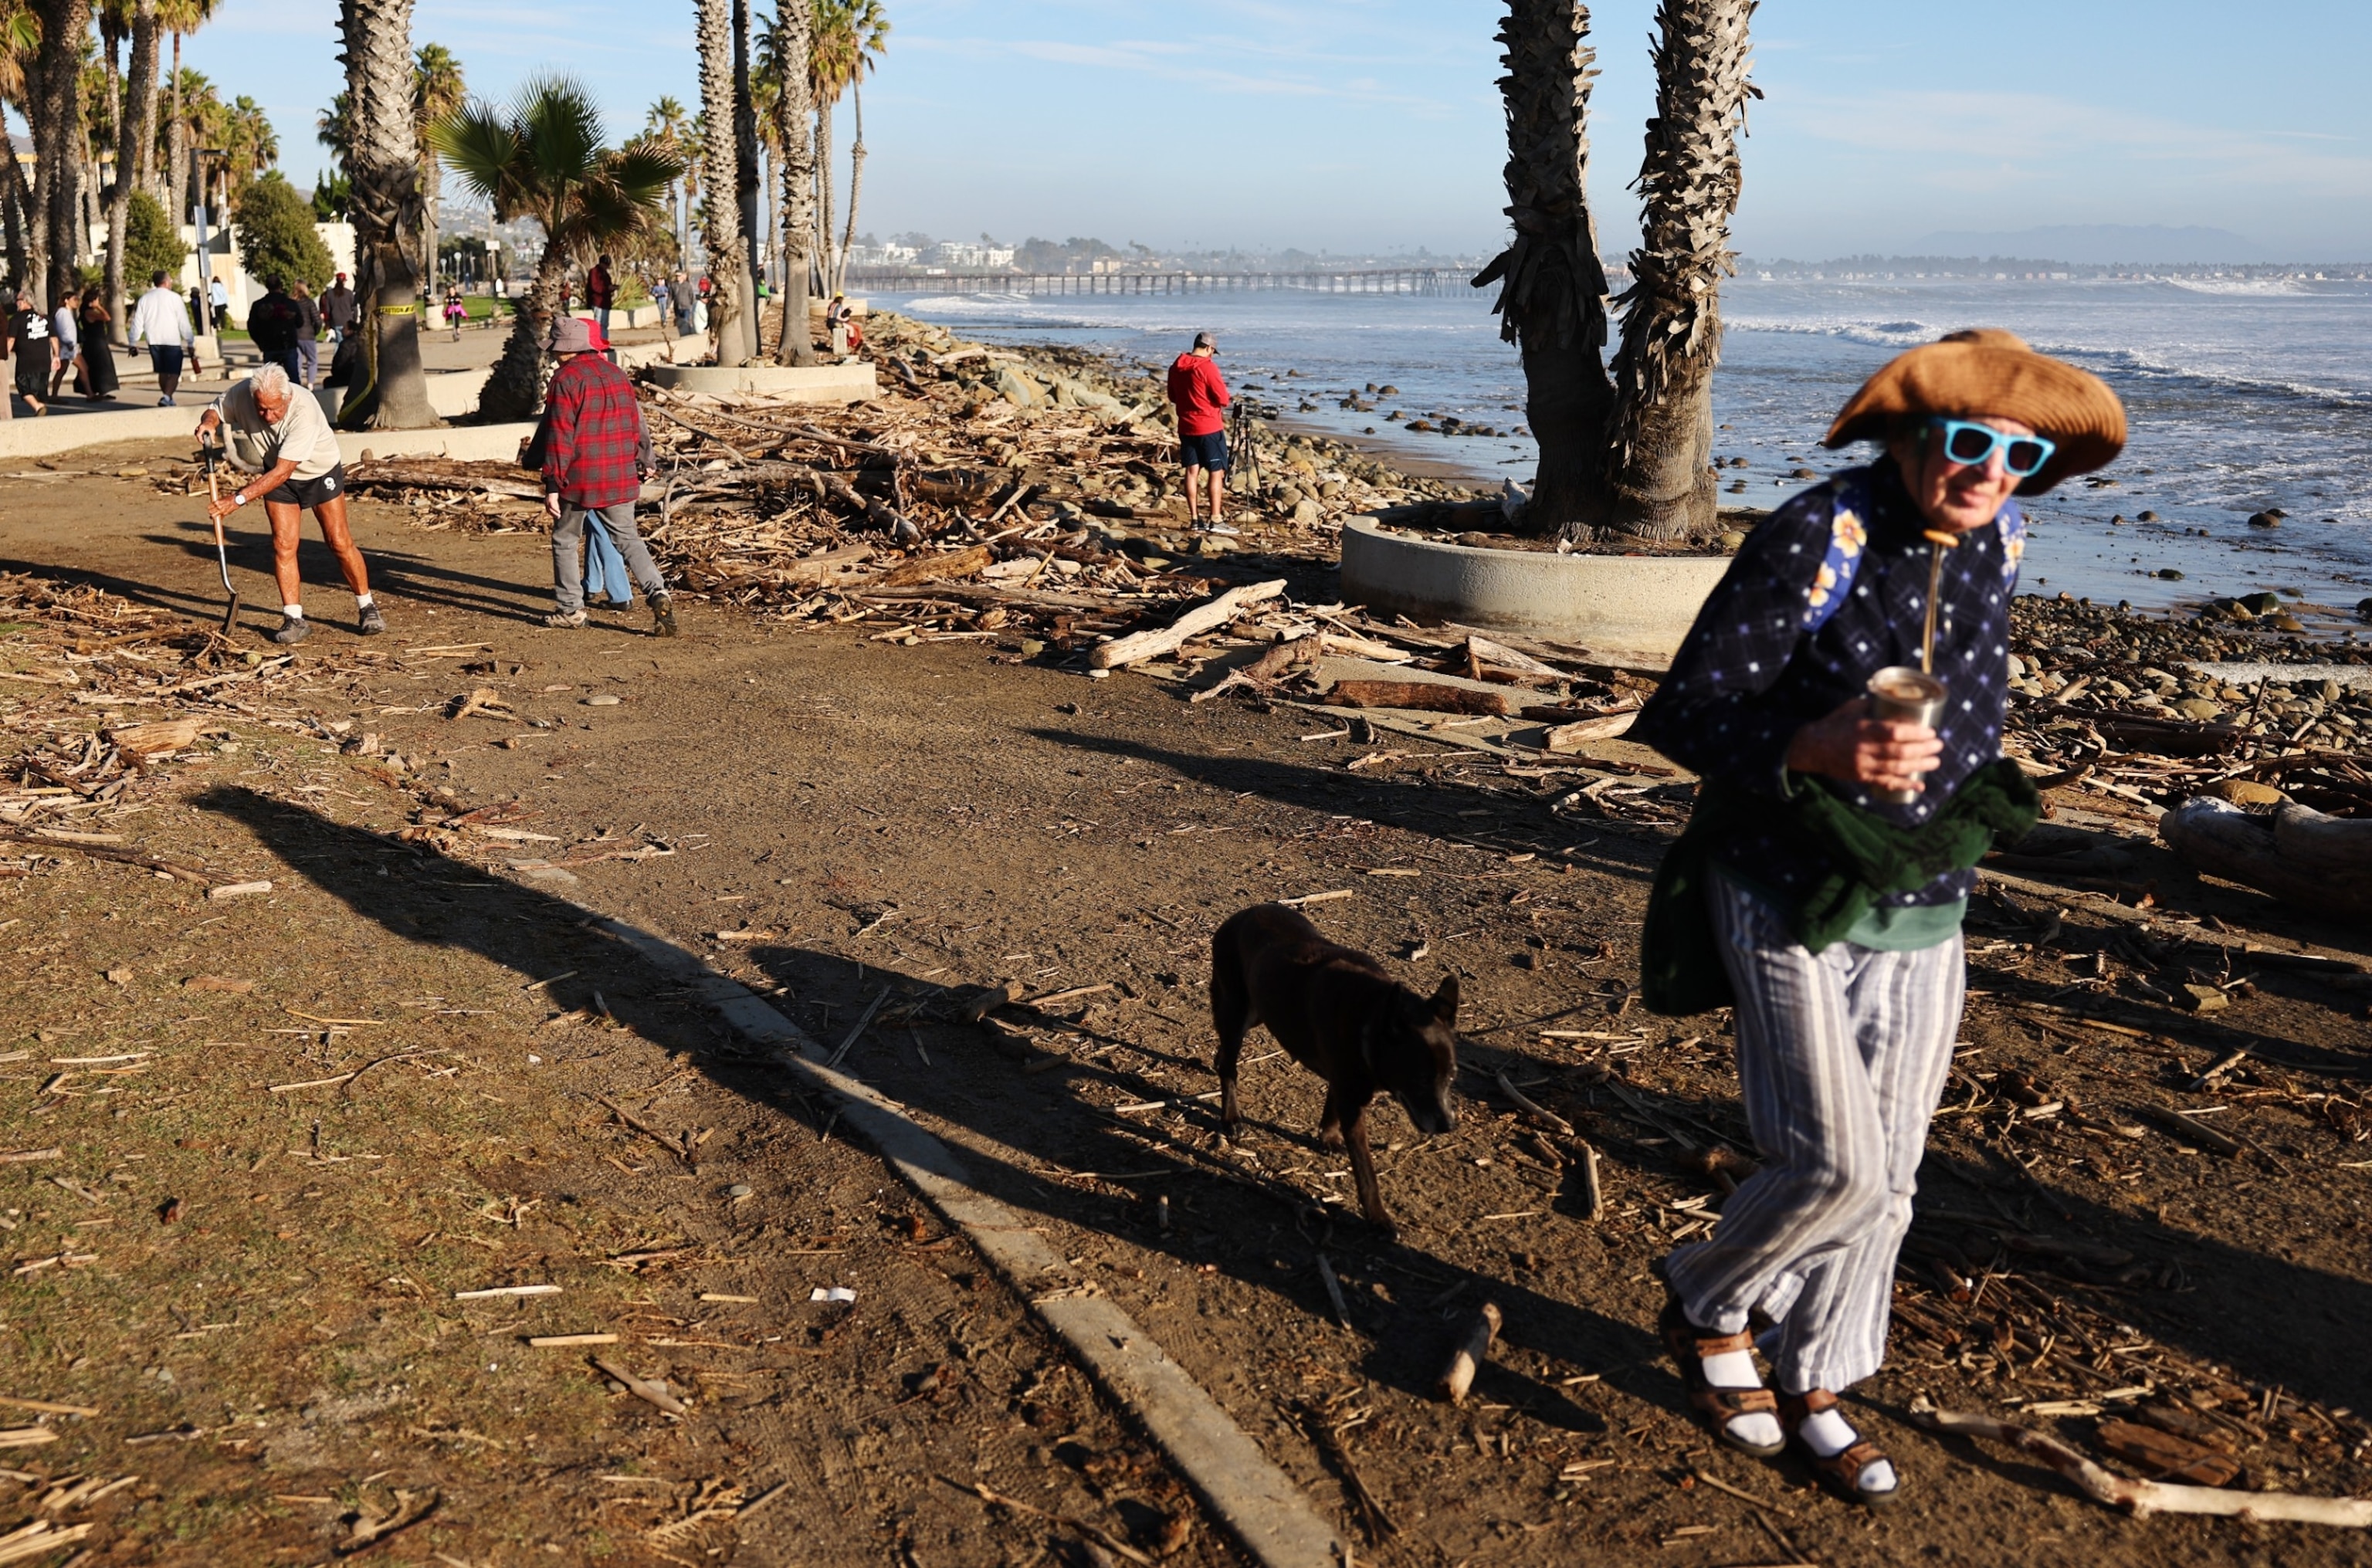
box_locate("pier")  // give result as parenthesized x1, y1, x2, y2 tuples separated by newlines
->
(844, 266, 1468, 297)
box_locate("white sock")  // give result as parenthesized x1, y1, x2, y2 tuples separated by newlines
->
(1797, 1405, 1896, 1492)
(1693, 1329, 1782, 1450)
(354, 594, 374, 610)
(282, 605, 303, 620)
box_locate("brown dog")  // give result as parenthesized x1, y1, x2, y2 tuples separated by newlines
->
(1211, 903, 1460, 1236)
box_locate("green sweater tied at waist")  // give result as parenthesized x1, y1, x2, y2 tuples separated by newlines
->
(1640, 757, 2041, 1017)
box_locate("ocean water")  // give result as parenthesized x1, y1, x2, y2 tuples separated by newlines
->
(876, 276, 2372, 615)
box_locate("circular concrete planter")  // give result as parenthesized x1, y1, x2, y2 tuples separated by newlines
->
(639, 363, 878, 403)
(1340, 516, 1730, 664)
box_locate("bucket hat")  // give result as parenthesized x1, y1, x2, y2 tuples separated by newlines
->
(1822, 328, 2124, 494)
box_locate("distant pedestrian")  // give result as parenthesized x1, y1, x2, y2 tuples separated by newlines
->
(48, 293, 77, 401)
(130, 269, 195, 405)
(198, 362, 383, 645)
(247, 276, 306, 382)
(76, 286, 118, 401)
(671, 270, 695, 338)
(585, 253, 615, 344)
(444, 285, 467, 340)
(7, 291, 54, 415)
(321, 272, 357, 346)
(291, 279, 323, 388)
(1166, 330, 1233, 534)
(207, 276, 230, 332)
(521, 315, 677, 636)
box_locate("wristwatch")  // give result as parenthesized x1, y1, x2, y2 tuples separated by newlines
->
(233, 492, 247, 507)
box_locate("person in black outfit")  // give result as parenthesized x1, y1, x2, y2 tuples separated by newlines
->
(291, 280, 324, 388)
(76, 286, 118, 401)
(5, 289, 53, 415)
(246, 277, 304, 381)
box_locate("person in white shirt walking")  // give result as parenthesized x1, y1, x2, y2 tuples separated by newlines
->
(197, 363, 384, 645)
(47, 297, 76, 401)
(129, 271, 197, 405)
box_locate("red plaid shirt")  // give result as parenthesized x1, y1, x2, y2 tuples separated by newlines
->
(534, 353, 646, 509)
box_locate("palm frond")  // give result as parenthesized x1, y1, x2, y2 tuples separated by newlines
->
(510, 73, 603, 194)
(429, 98, 526, 216)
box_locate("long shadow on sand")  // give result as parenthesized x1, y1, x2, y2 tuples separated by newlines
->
(206, 784, 2372, 1437)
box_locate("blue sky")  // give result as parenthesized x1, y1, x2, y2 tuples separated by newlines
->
(186, 0, 2372, 260)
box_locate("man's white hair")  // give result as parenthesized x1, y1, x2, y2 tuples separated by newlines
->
(252, 363, 292, 402)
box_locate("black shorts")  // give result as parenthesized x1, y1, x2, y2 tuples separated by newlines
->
(1179, 430, 1229, 472)
(262, 464, 347, 510)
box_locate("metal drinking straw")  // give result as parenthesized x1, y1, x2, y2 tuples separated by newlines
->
(1920, 530, 1957, 673)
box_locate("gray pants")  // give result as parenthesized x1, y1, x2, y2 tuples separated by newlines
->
(551, 503, 665, 614)
(1664, 872, 1964, 1395)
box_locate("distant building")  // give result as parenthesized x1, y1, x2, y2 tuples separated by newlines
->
(846, 242, 920, 268)
(925, 240, 1014, 269)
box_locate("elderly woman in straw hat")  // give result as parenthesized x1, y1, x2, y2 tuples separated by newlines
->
(1625, 330, 2125, 1505)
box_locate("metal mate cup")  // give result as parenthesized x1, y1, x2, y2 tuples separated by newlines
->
(1865, 666, 1947, 804)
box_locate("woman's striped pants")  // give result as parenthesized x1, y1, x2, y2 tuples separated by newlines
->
(1663, 872, 1966, 1395)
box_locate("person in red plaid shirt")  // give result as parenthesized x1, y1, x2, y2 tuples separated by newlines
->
(522, 315, 679, 635)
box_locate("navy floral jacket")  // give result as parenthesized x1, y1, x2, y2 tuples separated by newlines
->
(1630, 461, 2023, 909)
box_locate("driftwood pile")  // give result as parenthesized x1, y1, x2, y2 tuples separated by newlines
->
(1998, 596, 2370, 922)
(338, 306, 1486, 659)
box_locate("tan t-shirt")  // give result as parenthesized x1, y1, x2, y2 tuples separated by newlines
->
(216, 379, 341, 483)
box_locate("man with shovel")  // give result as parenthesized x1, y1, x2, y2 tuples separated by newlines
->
(1626, 330, 2124, 1507)
(198, 362, 382, 645)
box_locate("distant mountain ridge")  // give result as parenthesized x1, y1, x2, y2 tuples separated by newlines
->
(1909, 224, 2266, 266)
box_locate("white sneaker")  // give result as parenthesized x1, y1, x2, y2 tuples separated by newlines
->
(158, 395, 173, 407)
(1199, 519, 1242, 537)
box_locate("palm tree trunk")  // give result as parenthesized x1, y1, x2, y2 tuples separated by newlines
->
(30, 0, 92, 311)
(337, 0, 440, 428)
(696, 0, 747, 364)
(168, 33, 184, 215)
(1602, 0, 1754, 542)
(422, 163, 439, 293)
(479, 242, 564, 423)
(770, 0, 813, 366)
(730, 0, 761, 350)
(0, 117, 34, 293)
(813, 103, 834, 298)
(1474, 0, 1615, 537)
(835, 78, 865, 299)
(105, 0, 158, 345)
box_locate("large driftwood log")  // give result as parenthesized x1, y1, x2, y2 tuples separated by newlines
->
(1326, 680, 1514, 717)
(2158, 797, 2372, 923)
(1910, 1402, 2372, 1526)
(1088, 579, 1286, 669)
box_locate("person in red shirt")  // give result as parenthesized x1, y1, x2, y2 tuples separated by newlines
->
(1165, 331, 1235, 533)
(585, 255, 616, 361)
(520, 315, 679, 635)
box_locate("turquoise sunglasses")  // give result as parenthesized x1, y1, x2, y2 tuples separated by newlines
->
(1932, 418, 2056, 477)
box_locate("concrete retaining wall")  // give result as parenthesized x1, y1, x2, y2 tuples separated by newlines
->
(639, 362, 876, 403)
(1339, 516, 1729, 665)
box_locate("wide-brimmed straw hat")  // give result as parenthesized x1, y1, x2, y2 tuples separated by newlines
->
(546, 314, 596, 355)
(1822, 328, 2124, 494)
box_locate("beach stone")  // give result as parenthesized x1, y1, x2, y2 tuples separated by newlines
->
(2240, 591, 2282, 615)
(1791, 466, 1818, 479)
(2157, 568, 2184, 580)
(2175, 698, 2224, 721)
(2179, 984, 2231, 1014)
(2206, 779, 2286, 806)
(2246, 511, 2281, 528)
(1289, 499, 1323, 526)
(990, 367, 1040, 407)
(2269, 612, 2306, 633)
(1716, 530, 1747, 552)
(2137, 510, 2160, 521)
(2357, 598, 2372, 623)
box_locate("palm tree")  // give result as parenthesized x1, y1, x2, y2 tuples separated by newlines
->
(222, 94, 274, 188)
(103, 0, 158, 342)
(1482, 0, 1756, 543)
(1474, 0, 1615, 532)
(805, 0, 854, 300)
(153, 0, 215, 213)
(26, 0, 93, 309)
(820, 0, 885, 297)
(337, 0, 438, 428)
(643, 94, 689, 257)
(754, 1, 812, 364)
(1601, 0, 1754, 541)
(412, 42, 463, 286)
(694, 0, 747, 363)
(431, 75, 683, 419)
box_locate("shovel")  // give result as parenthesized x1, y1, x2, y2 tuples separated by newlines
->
(199, 442, 239, 633)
